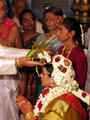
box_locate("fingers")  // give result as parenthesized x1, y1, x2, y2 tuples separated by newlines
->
(16, 96, 30, 107)
(16, 96, 26, 102)
(27, 61, 46, 67)
(20, 57, 46, 67)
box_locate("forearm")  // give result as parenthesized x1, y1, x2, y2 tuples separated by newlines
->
(0, 45, 29, 58)
(0, 58, 17, 75)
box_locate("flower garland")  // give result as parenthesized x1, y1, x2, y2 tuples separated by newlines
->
(34, 79, 79, 120)
(80, 24, 84, 46)
(33, 54, 78, 120)
(38, 51, 51, 63)
(51, 55, 75, 86)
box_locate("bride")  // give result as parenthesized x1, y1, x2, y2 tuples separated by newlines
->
(16, 54, 90, 120)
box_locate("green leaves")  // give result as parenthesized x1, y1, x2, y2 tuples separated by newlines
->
(26, 35, 56, 58)
(26, 49, 36, 58)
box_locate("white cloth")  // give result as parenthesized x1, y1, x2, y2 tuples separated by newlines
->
(0, 86, 19, 120)
(36, 20, 44, 33)
(0, 45, 29, 75)
(0, 45, 29, 120)
(0, 45, 29, 59)
(0, 58, 17, 75)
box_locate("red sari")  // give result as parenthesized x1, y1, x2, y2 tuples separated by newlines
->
(0, 17, 15, 39)
(58, 45, 87, 90)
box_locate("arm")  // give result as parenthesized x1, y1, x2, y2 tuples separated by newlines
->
(0, 57, 45, 75)
(0, 57, 17, 75)
(8, 25, 23, 48)
(0, 45, 29, 58)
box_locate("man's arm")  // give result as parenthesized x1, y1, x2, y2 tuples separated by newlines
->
(9, 25, 23, 48)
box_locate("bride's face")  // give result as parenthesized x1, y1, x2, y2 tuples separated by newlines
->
(40, 67, 52, 87)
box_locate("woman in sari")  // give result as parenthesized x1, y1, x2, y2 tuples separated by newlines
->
(19, 9, 41, 103)
(36, 6, 64, 52)
(19, 9, 40, 49)
(16, 54, 89, 120)
(57, 17, 87, 90)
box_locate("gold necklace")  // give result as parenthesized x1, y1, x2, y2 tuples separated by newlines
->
(62, 45, 72, 58)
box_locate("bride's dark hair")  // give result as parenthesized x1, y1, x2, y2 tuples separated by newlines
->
(38, 64, 53, 77)
(44, 64, 53, 77)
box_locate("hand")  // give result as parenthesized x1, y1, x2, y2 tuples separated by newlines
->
(16, 96, 33, 114)
(19, 57, 46, 67)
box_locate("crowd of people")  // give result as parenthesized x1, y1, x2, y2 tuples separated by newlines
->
(0, 0, 90, 120)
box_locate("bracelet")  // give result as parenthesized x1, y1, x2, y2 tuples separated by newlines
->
(15, 58, 22, 67)
(25, 111, 34, 120)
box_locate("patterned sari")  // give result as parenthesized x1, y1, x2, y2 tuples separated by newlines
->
(43, 93, 87, 120)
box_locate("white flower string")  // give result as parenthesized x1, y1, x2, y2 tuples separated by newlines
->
(34, 80, 79, 118)
(38, 51, 51, 63)
(80, 24, 84, 46)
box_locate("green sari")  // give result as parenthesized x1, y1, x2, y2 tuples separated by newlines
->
(24, 34, 40, 49)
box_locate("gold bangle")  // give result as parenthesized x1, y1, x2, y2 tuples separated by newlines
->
(15, 58, 22, 67)
(25, 111, 34, 120)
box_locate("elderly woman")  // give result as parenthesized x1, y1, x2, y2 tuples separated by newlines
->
(16, 54, 89, 120)
(36, 6, 64, 52)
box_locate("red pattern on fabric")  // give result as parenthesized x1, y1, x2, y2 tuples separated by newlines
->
(82, 92, 87, 98)
(38, 101, 42, 110)
(0, 18, 15, 39)
(58, 93, 87, 120)
(58, 45, 87, 90)
(55, 57, 61, 62)
(35, 116, 39, 120)
(61, 67, 67, 73)
(42, 88, 50, 97)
